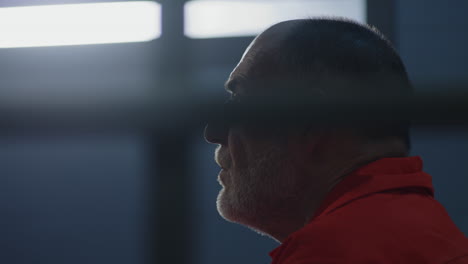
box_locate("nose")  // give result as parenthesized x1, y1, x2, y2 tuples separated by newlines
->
(204, 122, 228, 145)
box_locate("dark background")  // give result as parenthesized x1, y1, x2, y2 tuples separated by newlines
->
(1, 0, 467, 263)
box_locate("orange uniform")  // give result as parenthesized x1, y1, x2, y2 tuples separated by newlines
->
(270, 157, 468, 264)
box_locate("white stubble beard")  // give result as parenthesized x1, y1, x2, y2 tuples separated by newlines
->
(216, 144, 304, 234)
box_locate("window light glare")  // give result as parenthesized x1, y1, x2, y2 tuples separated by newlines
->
(0, 1, 161, 48)
(185, 0, 366, 39)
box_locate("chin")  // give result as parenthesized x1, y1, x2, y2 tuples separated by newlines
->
(216, 186, 241, 223)
(216, 168, 260, 223)
(216, 189, 231, 221)
(216, 188, 273, 238)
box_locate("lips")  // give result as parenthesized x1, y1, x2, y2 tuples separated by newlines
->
(218, 163, 230, 170)
(215, 146, 231, 170)
(215, 156, 229, 170)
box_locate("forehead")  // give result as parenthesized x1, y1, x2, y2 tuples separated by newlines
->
(224, 47, 276, 95)
(225, 22, 296, 95)
(224, 45, 260, 95)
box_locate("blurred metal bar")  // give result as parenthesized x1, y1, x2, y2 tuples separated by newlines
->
(147, 130, 192, 264)
(0, 92, 467, 132)
(367, 0, 395, 43)
(147, 1, 193, 264)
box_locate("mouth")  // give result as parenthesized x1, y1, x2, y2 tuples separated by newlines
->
(215, 146, 231, 171)
(218, 168, 228, 185)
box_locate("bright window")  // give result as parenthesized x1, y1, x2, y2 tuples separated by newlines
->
(0, 1, 161, 48)
(185, 0, 366, 39)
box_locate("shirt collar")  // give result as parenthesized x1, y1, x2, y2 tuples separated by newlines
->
(269, 156, 434, 260)
(310, 156, 434, 221)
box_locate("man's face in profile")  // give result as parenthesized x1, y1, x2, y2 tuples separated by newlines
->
(205, 33, 311, 231)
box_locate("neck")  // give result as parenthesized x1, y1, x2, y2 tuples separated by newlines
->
(265, 140, 407, 243)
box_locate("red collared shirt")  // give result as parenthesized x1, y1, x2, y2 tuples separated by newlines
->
(269, 157, 468, 264)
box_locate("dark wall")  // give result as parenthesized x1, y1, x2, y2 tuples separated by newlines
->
(0, 135, 146, 263)
(396, 0, 468, 235)
(397, 0, 468, 88)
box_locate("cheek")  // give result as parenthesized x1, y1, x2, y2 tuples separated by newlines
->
(227, 129, 249, 170)
(228, 125, 281, 170)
